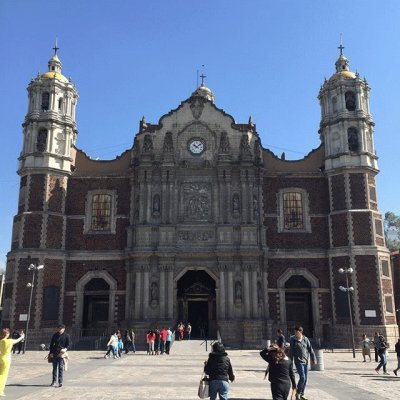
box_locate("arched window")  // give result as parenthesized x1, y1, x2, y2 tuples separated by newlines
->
(347, 127, 359, 152)
(345, 91, 356, 111)
(41, 92, 50, 111)
(283, 192, 304, 229)
(36, 128, 48, 152)
(91, 194, 112, 230)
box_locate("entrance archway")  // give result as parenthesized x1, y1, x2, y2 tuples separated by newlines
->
(177, 270, 216, 338)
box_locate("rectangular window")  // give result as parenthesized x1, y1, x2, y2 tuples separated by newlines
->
(385, 296, 393, 313)
(381, 260, 390, 277)
(283, 192, 304, 229)
(91, 194, 112, 230)
(43, 287, 60, 320)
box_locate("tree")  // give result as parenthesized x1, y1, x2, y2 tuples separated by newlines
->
(384, 211, 400, 251)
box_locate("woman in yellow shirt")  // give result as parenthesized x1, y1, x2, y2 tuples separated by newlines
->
(0, 328, 25, 396)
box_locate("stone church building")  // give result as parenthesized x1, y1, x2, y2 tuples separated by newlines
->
(4, 46, 397, 348)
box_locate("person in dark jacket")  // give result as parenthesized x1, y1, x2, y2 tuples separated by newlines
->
(49, 323, 70, 387)
(374, 334, 389, 375)
(393, 338, 400, 376)
(260, 344, 296, 400)
(204, 342, 235, 400)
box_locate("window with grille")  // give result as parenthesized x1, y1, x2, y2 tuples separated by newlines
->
(41, 92, 50, 111)
(283, 192, 304, 229)
(91, 194, 112, 231)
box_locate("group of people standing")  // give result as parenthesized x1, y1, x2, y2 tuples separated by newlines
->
(104, 328, 136, 359)
(146, 327, 173, 355)
(177, 321, 192, 340)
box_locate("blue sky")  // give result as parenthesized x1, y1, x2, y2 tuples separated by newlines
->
(1, 0, 399, 269)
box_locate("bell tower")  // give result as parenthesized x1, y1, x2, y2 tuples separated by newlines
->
(319, 44, 395, 342)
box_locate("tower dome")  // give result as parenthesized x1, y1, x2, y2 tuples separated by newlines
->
(191, 83, 215, 103)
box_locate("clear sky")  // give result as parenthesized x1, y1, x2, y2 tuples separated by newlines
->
(1, 0, 399, 270)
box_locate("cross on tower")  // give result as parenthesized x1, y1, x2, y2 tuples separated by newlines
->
(338, 35, 344, 55)
(53, 38, 59, 55)
(200, 73, 207, 85)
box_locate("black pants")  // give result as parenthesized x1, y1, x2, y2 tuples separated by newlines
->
(165, 341, 171, 354)
(271, 382, 291, 400)
(374, 347, 378, 362)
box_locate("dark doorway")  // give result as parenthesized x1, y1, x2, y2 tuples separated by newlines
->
(177, 270, 216, 338)
(82, 278, 110, 335)
(285, 292, 313, 338)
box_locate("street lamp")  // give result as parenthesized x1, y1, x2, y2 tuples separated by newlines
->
(338, 267, 356, 358)
(23, 263, 44, 354)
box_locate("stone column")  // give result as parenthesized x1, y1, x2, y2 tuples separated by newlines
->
(241, 171, 247, 224)
(219, 268, 226, 319)
(159, 267, 166, 319)
(135, 270, 142, 319)
(143, 267, 150, 318)
(227, 270, 234, 318)
(262, 269, 270, 319)
(243, 268, 251, 318)
(167, 267, 174, 319)
(251, 268, 258, 317)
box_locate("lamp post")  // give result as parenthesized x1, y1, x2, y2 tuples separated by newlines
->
(23, 263, 44, 354)
(338, 267, 356, 358)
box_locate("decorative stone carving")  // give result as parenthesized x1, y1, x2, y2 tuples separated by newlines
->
(235, 281, 242, 303)
(55, 131, 66, 155)
(134, 196, 140, 220)
(240, 134, 251, 156)
(143, 134, 153, 153)
(253, 195, 259, 218)
(219, 132, 230, 153)
(37, 129, 47, 152)
(152, 194, 161, 216)
(150, 282, 158, 305)
(189, 97, 205, 119)
(163, 132, 174, 152)
(178, 230, 213, 242)
(183, 183, 210, 221)
(232, 193, 240, 217)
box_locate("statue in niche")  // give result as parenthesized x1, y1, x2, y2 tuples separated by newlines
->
(232, 194, 240, 215)
(345, 91, 356, 111)
(36, 129, 47, 152)
(143, 134, 153, 153)
(152, 194, 161, 216)
(163, 132, 173, 152)
(219, 132, 230, 153)
(150, 282, 158, 304)
(257, 281, 262, 303)
(235, 281, 242, 302)
(347, 128, 359, 152)
(240, 134, 251, 155)
(254, 139, 261, 161)
(253, 195, 259, 218)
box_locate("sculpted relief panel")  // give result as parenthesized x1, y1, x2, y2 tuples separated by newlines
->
(181, 183, 211, 221)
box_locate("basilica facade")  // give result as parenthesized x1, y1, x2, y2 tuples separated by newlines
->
(4, 47, 397, 348)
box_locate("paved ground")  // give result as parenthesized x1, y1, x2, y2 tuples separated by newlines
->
(4, 340, 400, 399)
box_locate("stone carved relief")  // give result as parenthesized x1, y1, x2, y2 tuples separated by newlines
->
(150, 282, 158, 305)
(219, 132, 230, 153)
(178, 230, 213, 242)
(152, 194, 161, 216)
(183, 183, 210, 221)
(163, 132, 174, 152)
(240, 134, 251, 156)
(254, 139, 261, 161)
(143, 134, 153, 153)
(55, 131, 66, 155)
(189, 97, 205, 119)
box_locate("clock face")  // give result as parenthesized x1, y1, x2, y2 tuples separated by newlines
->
(188, 139, 205, 154)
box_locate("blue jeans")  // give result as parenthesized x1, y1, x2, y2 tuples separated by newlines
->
(295, 362, 308, 395)
(377, 352, 387, 372)
(52, 357, 64, 384)
(209, 380, 229, 400)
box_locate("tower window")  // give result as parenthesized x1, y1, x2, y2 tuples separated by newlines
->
(36, 128, 48, 152)
(58, 98, 63, 112)
(345, 91, 356, 111)
(348, 127, 359, 152)
(91, 194, 112, 230)
(283, 192, 304, 229)
(41, 92, 50, 111)
(332, 97, 337, 113)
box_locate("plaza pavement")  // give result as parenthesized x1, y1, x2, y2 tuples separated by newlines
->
(4, 340, 399, 399)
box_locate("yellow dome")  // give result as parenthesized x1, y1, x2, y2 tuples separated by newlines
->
(329, 70, 356, 82)
(40, 71, 69, 83)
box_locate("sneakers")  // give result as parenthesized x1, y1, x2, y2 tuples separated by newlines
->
(375, 368, 380, 374)
(300, 395, 309, 400)
(383, 372, 390, 375)
(59, 383, 63, 388)
(50, 382, 56, 387)
(394, 369, 398, 376)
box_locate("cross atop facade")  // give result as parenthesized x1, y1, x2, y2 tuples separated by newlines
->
(338, 35, 344, 55)
(200, 73, 207, 85)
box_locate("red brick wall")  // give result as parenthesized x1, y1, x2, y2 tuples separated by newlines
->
(352, 213, 372, 245)
(331, 175, 346, 211)
(355, 255, 382, 325)
(18, 176, 27, 214)
(11, 215, 21, 250)
(48, 176, 65, 213)
(320, 292, 333, 320)
(23, 214, 42, 248)
(65, 219, 128, 250)
(350, 174, 367, 209)
(331, 256, 352, 324)
(331, 213, 348, 247)
(45, 215, 63, 248)
(28, 174, 45, 211)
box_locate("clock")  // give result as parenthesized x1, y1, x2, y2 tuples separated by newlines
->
(188, 138, 205, 155)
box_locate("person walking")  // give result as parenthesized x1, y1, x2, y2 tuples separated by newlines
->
(361, 334, 371, 362)
(260, 344, 296, 400)
(165, 327, 173, 355)
(204, 342, 235, 400)
(373, 332, 380, 363)
(49, 323, 70, 388)
(0, 328, 25, 396)
(289, 326, 316, 400)
(375, 334, 389, 375)
(11, 329, 22, 354)
(104, 331, 118, 358)
(276, 329, 286, 348)
(393, 338, 400, 376)
(160, 327, 167, 354)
